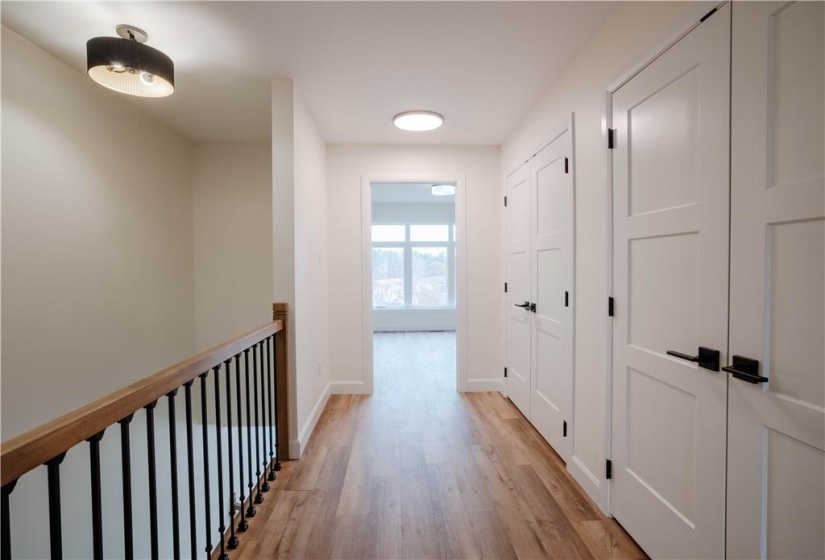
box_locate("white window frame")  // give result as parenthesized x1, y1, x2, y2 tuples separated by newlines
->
(372, 222, 456, 309)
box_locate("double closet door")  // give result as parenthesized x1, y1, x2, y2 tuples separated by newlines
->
(505, 118, 574, 461)
(611, 2, 824, 559)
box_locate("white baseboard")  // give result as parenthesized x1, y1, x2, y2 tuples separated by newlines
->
(568, 454, 608, 514)
(461, 378, 504, 392)
(329, 381, 370, 394)
(291, 381, 331, 458)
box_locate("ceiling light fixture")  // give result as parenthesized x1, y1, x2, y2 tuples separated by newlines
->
(87, 25, 174, 98)
(431, 184, 455, 196)
(393, 111, 444, 132)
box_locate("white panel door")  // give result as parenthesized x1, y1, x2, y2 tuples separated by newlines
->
(727, 3, 825, 558)
(530, 124, 574, 462)
(610, 4, 730, 558)
(506, 164, 532, 418)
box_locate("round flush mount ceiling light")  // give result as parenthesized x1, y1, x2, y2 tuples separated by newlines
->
(393, 111, 444, 132)
(431, 184, 455, 196)
(87, 25, 174, 97)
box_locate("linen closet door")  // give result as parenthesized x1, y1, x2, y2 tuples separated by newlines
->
(529, 126, 574, 461)
(610, 4, 730, 558)
(506, 164, 532, 418)
(727, 3, 825, 558)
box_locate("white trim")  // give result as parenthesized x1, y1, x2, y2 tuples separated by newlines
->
(290, 381, 331, 458)
(568, 455, 603, 508)
(601, 0, 725, 517)
(464, 378, 503, 392)
(361, 176, 469, 393)
(329, 381, 370, 395)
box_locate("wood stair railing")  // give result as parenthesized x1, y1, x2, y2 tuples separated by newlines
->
(1, 306, 290, 560)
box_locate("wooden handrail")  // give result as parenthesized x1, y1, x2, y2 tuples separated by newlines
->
(1, 320, 284, 487)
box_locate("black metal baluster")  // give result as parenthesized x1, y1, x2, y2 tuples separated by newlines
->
(271, 336, 281, 473)
(2, 480, 17, 560)
(266, 336, 276, 482)
(259, 341, 270, 493)
(167, 389, 181, 560)
(224, 359, 240, 548)
(212, 365, 229, 560)
(145, 401, 159, 560)
(46, 452, 67, 560)
(234, 354, 248, 532)
(200, 372, 213, 559)
(118, 414, 134, 560)
(213, 366, 229, 560)
(87, 430, 105, 560)
(184, 381, 198, 558)
(244, 349, 256, 518)
(253, 343, 263, 504)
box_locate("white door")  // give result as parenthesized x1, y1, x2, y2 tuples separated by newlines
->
(506, 164, 532, 418)
(610, 4, 730, 558)
(530, 123, 574, 461)
(727, 3, 825, 558)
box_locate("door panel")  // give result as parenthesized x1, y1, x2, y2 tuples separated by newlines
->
(506, 165, 531, 418)
(530, 126, 574, 461)
(611, 4, 729, 558)
(727, 3, 825, 558)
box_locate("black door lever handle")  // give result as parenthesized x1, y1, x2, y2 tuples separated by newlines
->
(514, 301, 531, 309)
(666, 347, 720, 371)
(723, 356, 767, 384)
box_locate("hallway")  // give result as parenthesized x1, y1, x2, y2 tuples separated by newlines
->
(233, 332, 645, 559)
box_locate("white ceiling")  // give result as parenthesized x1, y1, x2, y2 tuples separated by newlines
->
(1, 1, 616, 144)
(372, 182, 456, 204)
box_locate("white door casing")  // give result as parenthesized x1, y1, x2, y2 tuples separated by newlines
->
(505, 164, 532, 417)
(727, 2, 825, 558)
(610, 3, 730, 558)
(530, 120, 575, 462)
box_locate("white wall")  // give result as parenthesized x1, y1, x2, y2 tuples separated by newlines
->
(327, 144, 501, 392)
(1, 28, 195, 440)
(271, 80, 331, 457)
(292, 85, 330, 456)
(501, 1, 713, 509)
(193, 143, 273, 351)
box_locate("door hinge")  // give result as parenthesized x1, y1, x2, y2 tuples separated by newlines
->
(564, 291, 569, 307)
(563, 421, 568, 437)
(564, 157, 569, 174)
(608, 297, 614, 317)
(504, 196, 508, 207)
(504, 282, 508, 293)
(608, 128, 615, 149)
(700, 6, 718, 22)
(504, 367, 508, 378)
(606, 459, 613, 480)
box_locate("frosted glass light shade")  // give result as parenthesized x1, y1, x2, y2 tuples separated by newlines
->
(431, 184, 455, 196)
(87, 37, 174, 97)
(393, 111, 444, 131)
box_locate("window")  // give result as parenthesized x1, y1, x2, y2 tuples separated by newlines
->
(371, 223, 455, 308)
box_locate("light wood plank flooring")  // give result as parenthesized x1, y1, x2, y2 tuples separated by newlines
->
(232, 332, 646, 559)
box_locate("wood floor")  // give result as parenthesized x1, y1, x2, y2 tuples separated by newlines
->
(232, 332, 646, 559)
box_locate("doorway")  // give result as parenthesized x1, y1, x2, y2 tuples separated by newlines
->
(361, 179, 467, 393)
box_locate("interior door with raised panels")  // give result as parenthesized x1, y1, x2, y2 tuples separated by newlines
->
(610, 4, 730, 558)
(529, 123, 574, 462)
(727, 3, 825, 558)
(505, 164, 532, 418)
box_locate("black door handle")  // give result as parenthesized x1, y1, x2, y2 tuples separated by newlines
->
(514, 301, 531, 309)
(722, 355, 767, 384)
(666, 347, 721, 371)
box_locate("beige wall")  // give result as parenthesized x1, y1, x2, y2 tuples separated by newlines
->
(1, 28, 196, 440)
(193, 143, 273, 351)
(326, 144, 501, 391)
(501, 1, 714, 509)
